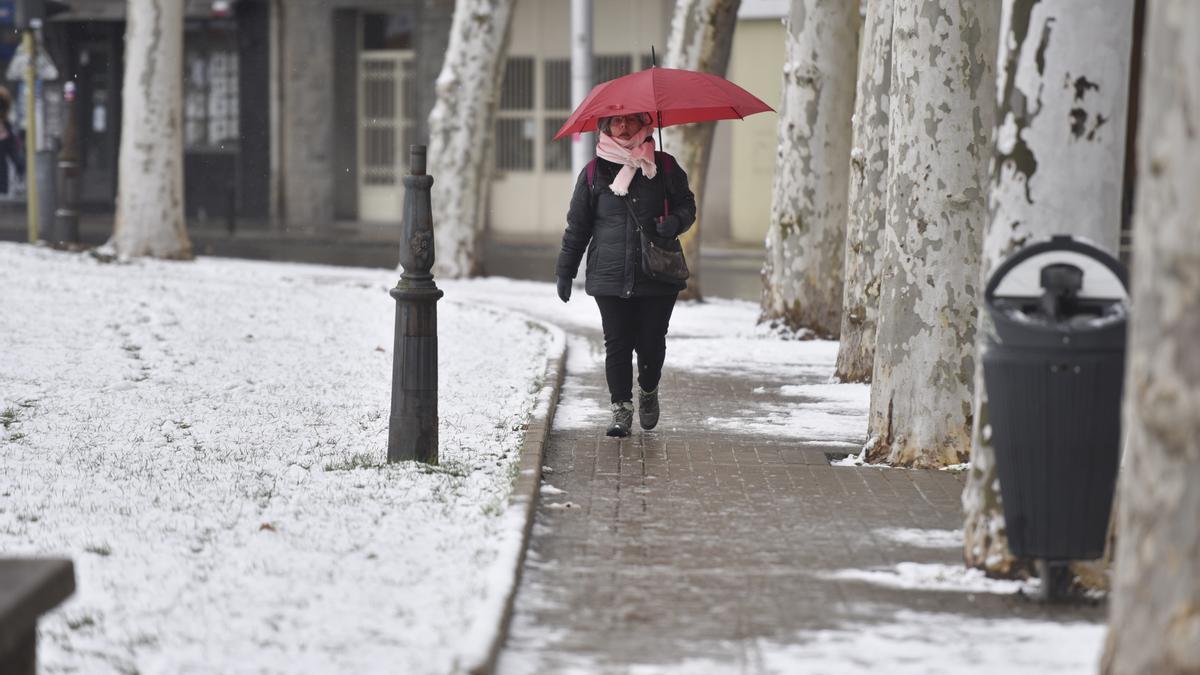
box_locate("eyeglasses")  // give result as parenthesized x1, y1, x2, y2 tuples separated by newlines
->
(609, 114, 646, 127)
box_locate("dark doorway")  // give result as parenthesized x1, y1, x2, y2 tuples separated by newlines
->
(183, 17, 240, 229)
(69, 22, 122, 210)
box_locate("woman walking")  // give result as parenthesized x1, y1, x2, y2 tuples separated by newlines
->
(554, 112, 696, 437)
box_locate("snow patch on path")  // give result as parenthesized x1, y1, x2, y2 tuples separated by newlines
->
(874, 527, 964, 549)
(757, 609, 1104, 675)
(823, 562, 1036, 595)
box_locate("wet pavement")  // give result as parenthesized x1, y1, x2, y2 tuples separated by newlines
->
(495, 327, 1106, 674)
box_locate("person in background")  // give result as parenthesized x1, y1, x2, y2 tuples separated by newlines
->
(554, 112, 696, 437)
(0, 86, 25, 196)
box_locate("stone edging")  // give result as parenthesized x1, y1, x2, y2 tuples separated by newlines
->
(457, 316, 567, 675)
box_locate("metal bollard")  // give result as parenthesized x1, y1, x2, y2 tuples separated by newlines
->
(387, 145, 443, 464)
(36, 148, 57, 243)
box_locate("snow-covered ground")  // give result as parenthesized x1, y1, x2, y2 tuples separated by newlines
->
(0, 244, 554, 674)
(2, 245, 1107, 673)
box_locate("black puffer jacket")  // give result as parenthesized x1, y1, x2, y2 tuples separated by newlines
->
(555, 152, 697, 297)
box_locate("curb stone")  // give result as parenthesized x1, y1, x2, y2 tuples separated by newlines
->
(458, 315, 567, 675)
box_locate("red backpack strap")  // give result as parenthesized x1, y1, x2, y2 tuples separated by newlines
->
(586, 157, 597, 189)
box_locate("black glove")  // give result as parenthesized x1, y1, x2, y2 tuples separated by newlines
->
(556, 276, 572, 303)
(655, 215, 680, 238)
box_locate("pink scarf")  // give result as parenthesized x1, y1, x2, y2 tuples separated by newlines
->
(595, 127, 657, 196)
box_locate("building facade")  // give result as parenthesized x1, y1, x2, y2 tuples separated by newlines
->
(7, 0, 785, 255)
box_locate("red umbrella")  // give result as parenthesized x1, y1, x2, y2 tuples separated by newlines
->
(552, 66, 774, 141)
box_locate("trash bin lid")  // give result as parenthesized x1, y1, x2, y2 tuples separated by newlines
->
(985, 235, 1129, 348)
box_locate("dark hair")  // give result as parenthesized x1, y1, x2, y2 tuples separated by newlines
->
(597, 112, 652, 135)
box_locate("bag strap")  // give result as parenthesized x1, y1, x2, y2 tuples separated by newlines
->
(621, 195, 652, 237)
(624, 194, 670, 244)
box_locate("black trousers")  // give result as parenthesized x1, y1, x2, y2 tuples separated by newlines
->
(594, 294, 678, 403)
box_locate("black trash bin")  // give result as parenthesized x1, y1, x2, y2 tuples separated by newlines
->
(983, 235, 1128, 570)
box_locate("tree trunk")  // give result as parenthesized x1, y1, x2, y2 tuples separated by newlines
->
(760, 0, 859, 338)
(110, 0, 191, 260)
(864, 0, 1000, 468)
(1102, 2, 1200, 671)
(962, 0, 1135, 575)
(427, 0, 516, 278)
(834, 0, 893, 378)
(661, 0, 741, 301)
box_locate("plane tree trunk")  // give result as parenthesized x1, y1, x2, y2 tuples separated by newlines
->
(835, 0, 893, 379)
(109, 0, 191, 260)
(761, 0, 860, 338)
(427, 0, 516, 278)
(1102, 2, 1200, 672)
(864, 0, 1000, 468)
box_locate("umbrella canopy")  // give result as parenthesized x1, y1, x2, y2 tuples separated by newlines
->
(553, 67, 774, 140)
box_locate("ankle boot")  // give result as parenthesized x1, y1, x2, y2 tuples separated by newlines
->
(638, 387, 660, 430)
(606, 401, 634, 437)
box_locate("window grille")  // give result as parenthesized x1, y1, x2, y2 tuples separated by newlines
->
(500, 57, 535, 110)
(496, 118, 534, 170)
(497, 55, 646, 174)
(544, 117, 570, 171)
(361, 58, 399, 186)
(497, 55, 535, 171)
(594, 54, 632, 84)
(542, 59, 572, 173)
(184, 22, 240, 150)
(402, 59, 418, 120)
(543, 59, 571, 110)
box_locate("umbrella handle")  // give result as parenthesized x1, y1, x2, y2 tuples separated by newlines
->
(656, 110, 664, 156)
(656, 108, 666, 221)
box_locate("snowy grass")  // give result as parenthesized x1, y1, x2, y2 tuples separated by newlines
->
(0, 243, 553, 674)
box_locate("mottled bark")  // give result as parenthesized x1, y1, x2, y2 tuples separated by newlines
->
(760, 0, 859, 337)
(661, 0, 741, 301)
(1102, 2, 1200, 671)
(864, 0, 999, 468)
(110, 0, 191, 260)
(427, 0, 516, 278)
(963, 0, 1133, 575)
(835, 0, 893, 379)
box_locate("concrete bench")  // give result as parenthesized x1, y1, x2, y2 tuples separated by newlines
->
(0, 558, 76, 675)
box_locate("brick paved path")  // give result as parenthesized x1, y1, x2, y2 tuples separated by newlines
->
(495, 326, 1103, 674)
